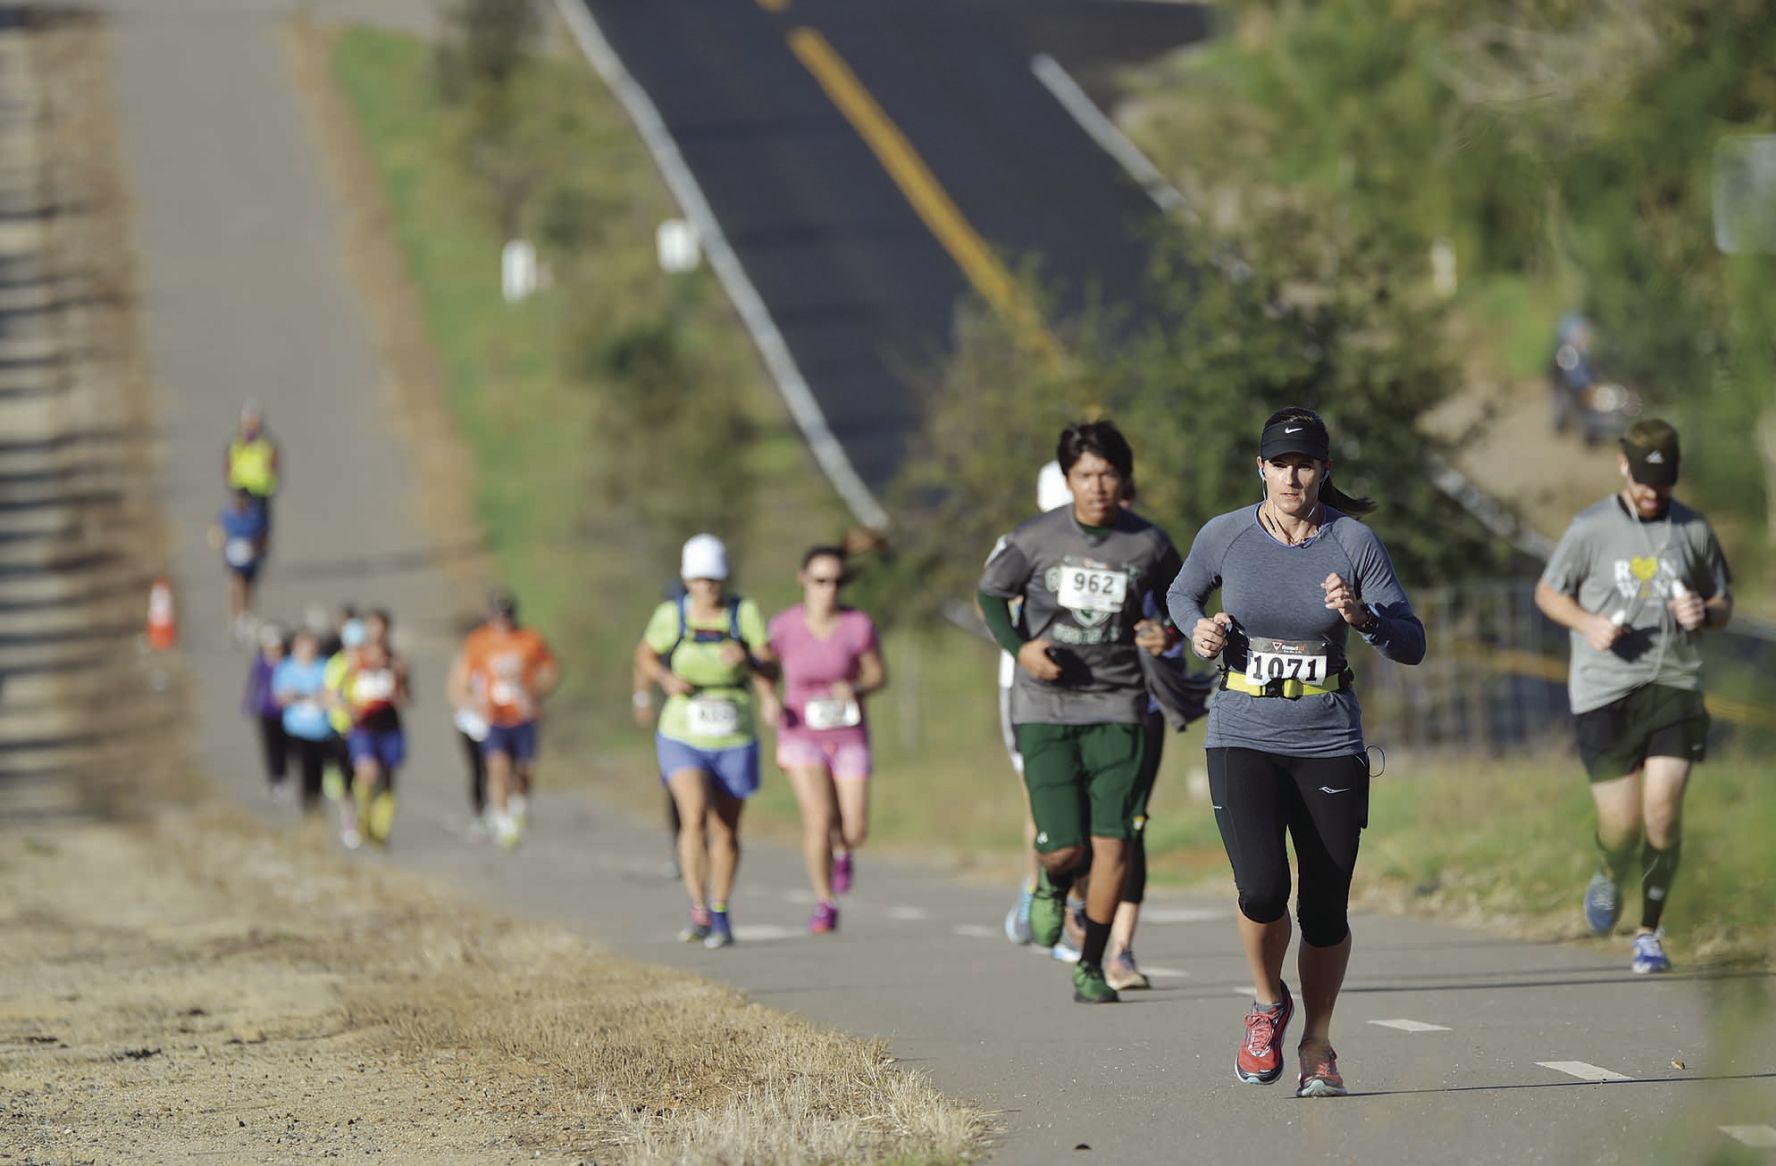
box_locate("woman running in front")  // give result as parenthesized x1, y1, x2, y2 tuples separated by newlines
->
(634, 535, 777, 949)
(769, 545, 888, 934)
(1168, 407, 1424, 1098)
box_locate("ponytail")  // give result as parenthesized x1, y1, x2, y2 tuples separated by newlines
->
(1321, 477, 1377, 516)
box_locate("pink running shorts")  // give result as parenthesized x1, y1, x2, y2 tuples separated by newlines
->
(776, 731, 873, 780)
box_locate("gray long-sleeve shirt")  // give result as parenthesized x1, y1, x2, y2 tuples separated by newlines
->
(1167, 506, 1425, 757)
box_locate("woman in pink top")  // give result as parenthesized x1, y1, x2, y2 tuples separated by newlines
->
(768, 545, 889, 934)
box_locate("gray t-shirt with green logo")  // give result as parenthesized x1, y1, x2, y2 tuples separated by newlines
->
(1541, 495, 1731, 714)
(980, 507, 1182, 726)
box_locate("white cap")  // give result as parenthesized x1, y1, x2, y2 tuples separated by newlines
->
(680, 533, 729, 581)
(1037, 461, 1072, 512)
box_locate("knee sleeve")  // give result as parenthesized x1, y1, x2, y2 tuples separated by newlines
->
(1122, 821, 1147, 904)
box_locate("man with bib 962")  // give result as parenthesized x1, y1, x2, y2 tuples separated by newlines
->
(978, 420, 1182, 1005)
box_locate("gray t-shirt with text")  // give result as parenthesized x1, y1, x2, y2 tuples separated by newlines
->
(1167, 506, 1426, 757)
(980, 507, 1182, 726)
(1540, 495, 1730, 714)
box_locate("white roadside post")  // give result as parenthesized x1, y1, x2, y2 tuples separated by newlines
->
(656, 218, 701, 274)
(501, 239, 538, 304)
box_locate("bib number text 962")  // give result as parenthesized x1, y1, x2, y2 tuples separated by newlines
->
(1056, 568, 1127, 613)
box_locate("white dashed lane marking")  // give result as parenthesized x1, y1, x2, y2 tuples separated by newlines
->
(952, 924, 1001, 939)
(733, 924, 801, 943)
(1140, 907, 1226, 925)
(1537, 1061, 1632, 1082)
(1721, 1126, 1776, 1148)
(1368, 1019, 1451, 1033)
(1140, 965, 1190, 979)
(888, 906, 929, 921)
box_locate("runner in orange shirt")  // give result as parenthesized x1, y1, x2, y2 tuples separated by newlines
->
(448, 589, 560, 849)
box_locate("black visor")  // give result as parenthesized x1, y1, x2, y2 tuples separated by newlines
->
(1259, 420, 1330, 462)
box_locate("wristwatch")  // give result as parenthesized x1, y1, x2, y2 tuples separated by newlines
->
(1356, 604, 1383, 636)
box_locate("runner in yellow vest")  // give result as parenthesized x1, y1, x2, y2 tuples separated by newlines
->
(225, 400, 279, 542)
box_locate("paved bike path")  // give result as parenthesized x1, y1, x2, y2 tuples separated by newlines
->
(96, 3, 1776, 1163)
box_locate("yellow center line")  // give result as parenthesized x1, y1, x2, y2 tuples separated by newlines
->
(787, 26, 1063, 369)
(756, 0, 790, 12)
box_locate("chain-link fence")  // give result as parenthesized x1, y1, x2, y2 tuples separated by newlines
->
(1360, 578, 1776, 755)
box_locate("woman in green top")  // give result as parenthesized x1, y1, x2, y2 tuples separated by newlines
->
(634, 535, 779, 948)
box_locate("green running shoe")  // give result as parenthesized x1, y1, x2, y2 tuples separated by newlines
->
(1072, 961, 1120, 1004)
(1029, 869, 1067, 948)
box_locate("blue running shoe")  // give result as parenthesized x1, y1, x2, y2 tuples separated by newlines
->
(1631, 931, 1671, 974)
(1584, 870, 1622, 936)
(1004, 886, 1035, 945)
(704, 908, 735, 949)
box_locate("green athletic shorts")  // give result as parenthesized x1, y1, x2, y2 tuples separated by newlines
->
(1014, 721, 1146, 853)
(1574, 683, 1709, 782)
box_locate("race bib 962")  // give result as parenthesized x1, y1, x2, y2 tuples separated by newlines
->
(1056, 567, 1127, 614)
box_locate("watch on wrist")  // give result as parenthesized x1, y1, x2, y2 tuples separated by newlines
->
(1357, 604, 1382, 635)
(631, 691, 652, 709)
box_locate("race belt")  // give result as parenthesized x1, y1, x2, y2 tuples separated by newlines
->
(1222, 635, 1350, 699)
(1220, 669, 1351, 699)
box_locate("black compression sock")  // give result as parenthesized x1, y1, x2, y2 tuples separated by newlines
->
(1640, 840, 1682, 931)
(1048, 868, 1076, 898)
(1081, 917, 1112, 968)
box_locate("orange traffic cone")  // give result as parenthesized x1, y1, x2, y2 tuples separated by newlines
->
(146, 576, 177, 650)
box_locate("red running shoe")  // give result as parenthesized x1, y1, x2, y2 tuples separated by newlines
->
(1296, 1042, 1347, 1098)
(1235, 981, 1294, 1085)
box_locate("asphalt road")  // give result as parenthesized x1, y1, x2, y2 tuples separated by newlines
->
(574, 0, 1208, 496)
(86, 2, 1776, 1164)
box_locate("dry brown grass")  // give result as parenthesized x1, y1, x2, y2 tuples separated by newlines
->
(6, 797, 992, 1164)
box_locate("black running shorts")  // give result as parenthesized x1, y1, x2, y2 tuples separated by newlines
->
(1574, 683, 1708, 782)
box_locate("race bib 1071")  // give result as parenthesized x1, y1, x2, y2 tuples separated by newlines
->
(1245, 647, 1330, 686)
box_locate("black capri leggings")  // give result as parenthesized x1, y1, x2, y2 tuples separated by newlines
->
(1121, 708, 1167, 905)
(1207, 747, 1370, 948)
